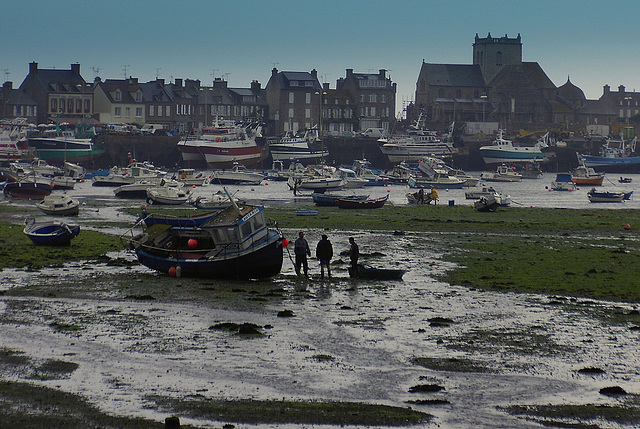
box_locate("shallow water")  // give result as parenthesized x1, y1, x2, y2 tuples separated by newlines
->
(1, 173, 640, 428)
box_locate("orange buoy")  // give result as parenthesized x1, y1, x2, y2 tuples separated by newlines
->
(168, 267, 177, 277)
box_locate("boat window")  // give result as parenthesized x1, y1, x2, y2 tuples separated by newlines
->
(226, 227, 238, 242)
(240, 221, 252, 238)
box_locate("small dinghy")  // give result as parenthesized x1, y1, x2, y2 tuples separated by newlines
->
(23, 219, 80, 246)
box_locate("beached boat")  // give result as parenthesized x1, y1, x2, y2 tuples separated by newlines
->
(0, 118, 30, 162)
(288, 174, 345, 193)
(142, 211, 221, 228)
(189, 191, 244, 209)
(35, 194, 80, 216)
(27, 128, 104, 163)
(337, 168, 368, 188)
(348, 264, 405, 280)
(51, 175, 76, 190)
(619, 177, 632, 183)
(92, 161, 166, 187)
(3, 175, 53, 199)
(146, 185, 189, 205)
(311, 192, 369, 206)
(122, 203, 284, 279)
(23, 219, 80, 246)
(337, 194, 388, 209)
(174, 168, 208, 186)
(479, 130, 548, 168)
(474, 195, 500, 212)
(210, 163, 265, 185)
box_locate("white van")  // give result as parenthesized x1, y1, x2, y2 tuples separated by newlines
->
(360, 128, 387, 138)
(140, 124, 167, 135)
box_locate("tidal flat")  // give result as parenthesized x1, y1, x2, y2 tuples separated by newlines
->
(1, 202, 640, 428)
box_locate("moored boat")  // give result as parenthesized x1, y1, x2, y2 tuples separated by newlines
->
(571, 155, 605, 186)
(479, 130, 548, 168)
(3, 176, 53, 199)
(122, 203, 285, 279)
(210, 163, 265, 185)
(146, 185, 189, 205)
(35, 194, 80, 216)
(480, 164, 523, 182)
(587, 188, 626, 203)
(549, 173, 577, 191)
(312, 192, 369, 206)
(348, 264, 405, 280)
(579, 136, 640, 173)
(337, 194, 388, 209)
(23, 219, 80, 246)
(268, 126, 328, 162)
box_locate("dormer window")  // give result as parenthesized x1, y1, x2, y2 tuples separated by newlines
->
(135, 91, 142, 102)
(115, 90, 122, 101)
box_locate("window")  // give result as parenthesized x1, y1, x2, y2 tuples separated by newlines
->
(370, 106, 376, 117)
(115, 90, 122, 101)
(135, 91, 142, 102)
(114, 107, 121, 117)
(290, 81, 299, 87)
(381, 94, 386, 103)
(84, 99, 91, 112)
(306, 93, 311, 104)
(125, 107, 130, 118)
(76, 99, 82, 113)
(369, 94, 377, 103)
(68, 99, 73, 112)
(496, 51, 502, 66)
(360, 94, 366, 103)
(305, 81, 313, 87)
(289, 92, 294, 104)
(51, 99, 57, 112)
(135, 107, 142, 117)
(166, 106, 170, 116)
(288, 108, 294, 118)
(305, 108, 311, 118)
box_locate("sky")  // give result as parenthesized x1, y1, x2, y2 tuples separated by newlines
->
(4, 0, 640, 117)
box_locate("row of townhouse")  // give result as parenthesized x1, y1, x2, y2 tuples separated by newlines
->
(0, 62, 396, 137)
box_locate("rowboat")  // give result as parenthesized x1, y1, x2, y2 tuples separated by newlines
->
(311, 193, 369, 206)
(348, 264, 405, 280)
(587, 189, 625, 203)
(337, 194, 388, 209)
(23, 219, 80, 246)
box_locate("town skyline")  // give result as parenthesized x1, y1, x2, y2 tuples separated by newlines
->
(3, 0, 640, 116)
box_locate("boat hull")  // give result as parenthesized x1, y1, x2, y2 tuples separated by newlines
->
(23, 221, 80, 246)
(3, 182, 53, 199)
(581, 155, 640, 173)
(135, 234, 283, 279)
(348, 264, 405, 280)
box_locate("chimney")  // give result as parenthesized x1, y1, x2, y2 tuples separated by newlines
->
(379, 69, 386, 78)
(213, 78, 227, 89)
(29, 62, 38, 74)
(3, 81, 13, 90)
(310, 69, 318, 79)
(71, 64, 80, 75)
(175, 78, 183, 87)
(272, 68, 278, 77)
(157, 78, 165, 85)
(619, 85, 626, 93)
(323, 82, 330, 91)
(346, 69, 353, 78)
(603, 84, 610, 95)
(128, 77, 138, 85)
(251, 80, 261, 91)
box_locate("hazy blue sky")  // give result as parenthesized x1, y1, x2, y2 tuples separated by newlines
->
(4, 0, 639, 116)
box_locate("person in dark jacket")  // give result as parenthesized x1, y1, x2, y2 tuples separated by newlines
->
(315, 234, 333, 278)
(294, 231, 311, 277)
(348, 236, 359, 276)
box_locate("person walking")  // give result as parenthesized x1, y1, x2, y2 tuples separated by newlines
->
(294, 231, 311, 277)
(315, 234, 333, 278)
(348, 236, 359, 277)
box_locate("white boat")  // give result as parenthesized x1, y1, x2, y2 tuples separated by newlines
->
(0, 118, 29, 162)
(190, 190, 244, 209)
(287, 175, 345, 192)
(265, 160, 291, 181)
(174, 168, 208, 186)
(479, 130, 548, 168)
(410, 156, 467, 189)
(465, 186, 511, 206)
(92, 161, 166, 187)
(338, 167, 368, 188)
(378, 118, 456, 162)
(63, 161, 86, 180)
(210, 163, 265, 185)
(177, 119, 264, 167)
(480, 165, 523, 182)
(51, 175, 76, 190)
(268, 126, 329, 162)
(587, 189, 626, 203)
(30, 158, 64, 177)
(114, 179, 168, 199)
(146, 184, 189, 205)
(35, 193, 80, 216)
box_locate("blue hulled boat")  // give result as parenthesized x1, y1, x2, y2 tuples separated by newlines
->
(23, 219, 80, 246)
(123, 203, 284, 279)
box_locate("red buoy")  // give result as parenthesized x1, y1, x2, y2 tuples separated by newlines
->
(188, 238, 198, 248)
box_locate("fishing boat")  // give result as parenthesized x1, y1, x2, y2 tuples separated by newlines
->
(142, 211, 221, 228)
(571, 155, 605, 186)
(348, 264, 405, 280)
(378, 118, 456, 162)
(549, 173, 577, 191)
(174, 168, 208, 186)
(23, 219, 80, 246)
(35, 194, 80, 216)
(587, 188, 626, 203)
(479, 130, 548, 168)
(311, 193, 369, 206)
(480, 164, 523, 182)
(337, 194, 388, 209)
(146, 184, 189, 205)
(122, 203, 284, 279)
(27, 127, 105, 163)
(210, 163, 265, 185)
(177, 120, 264, 168)
(268, 126, 329, 162)
(619, 177, 632, 183)
(337, 168, 368, 188)
(579, 136, 640, 173)
(412, 156, 472, 189)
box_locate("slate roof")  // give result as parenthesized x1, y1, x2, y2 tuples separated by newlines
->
(32, 69, 86, 93)
(489, 62, 556, 89)
(276, 71, 320, 90)
(420, 63, 485, 87)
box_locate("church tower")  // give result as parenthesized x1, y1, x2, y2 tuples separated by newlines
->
(473, 33, 522, 84)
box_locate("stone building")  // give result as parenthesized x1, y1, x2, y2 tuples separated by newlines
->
(0, 81, 38, 123)
(19, 62, 93, 125)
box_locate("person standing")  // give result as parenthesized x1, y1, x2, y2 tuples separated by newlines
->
(316, 234, 333, 278)
(348, 236, 359, 276)
(294, 231, 311, 277)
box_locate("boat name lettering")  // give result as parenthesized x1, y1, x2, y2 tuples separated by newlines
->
(242, 208, 260, 223)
